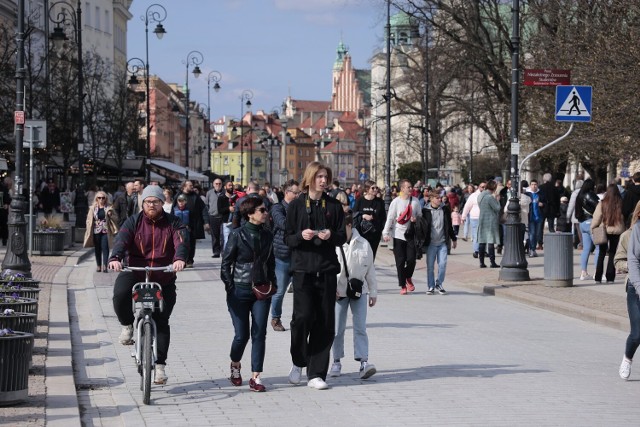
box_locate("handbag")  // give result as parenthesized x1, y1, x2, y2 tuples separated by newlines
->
(591, 222, 607, 245)
(238, 230, 277, 300)
(251, 282, 277, 300)
(339, 246, 363, 299)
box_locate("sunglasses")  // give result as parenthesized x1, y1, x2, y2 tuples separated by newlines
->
(96, 197, 105, 199)
(371, 186, 379, 190)
(256, 207, 268, 213)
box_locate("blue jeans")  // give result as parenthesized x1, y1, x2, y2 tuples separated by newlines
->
(93, 232, 109, 267)
(626, 283, 640, 360)
(579, 220, 593, 271)
(529, 220, 542, 252)
(333, 295, 369, 362)
(426, 242, 448, 289)
(226, 285, 270, 372)
(470, 218, 480, 252)
(271, 258, 291, 319)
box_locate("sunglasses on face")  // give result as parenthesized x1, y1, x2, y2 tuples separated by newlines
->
(97, 197, 105, 200)
(256, 207, 268, 213)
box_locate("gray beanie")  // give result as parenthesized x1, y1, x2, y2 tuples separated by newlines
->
(141, 185, 164, 202)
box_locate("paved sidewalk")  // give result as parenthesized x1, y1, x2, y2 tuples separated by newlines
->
(1, 233, 633, 425)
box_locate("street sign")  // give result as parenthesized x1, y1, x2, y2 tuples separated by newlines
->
(24, 120, 47, 149)
(359, 172, 368, 181)
(524, 69, 571, 86)
(14, 110, 25, 125)
(555, 85, 592, 122)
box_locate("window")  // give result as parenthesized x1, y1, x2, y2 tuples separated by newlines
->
(95, 6, 100, 31)
(223, 156, 228, 165)
(298, 149, 302, 156)
(104, 10, 110, 34)
(85, 3, 91, 27)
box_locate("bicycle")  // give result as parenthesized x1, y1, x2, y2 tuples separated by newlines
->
(124, 265, 172, 405)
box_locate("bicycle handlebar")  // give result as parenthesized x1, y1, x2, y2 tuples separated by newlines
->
(124, 266, 175, 273)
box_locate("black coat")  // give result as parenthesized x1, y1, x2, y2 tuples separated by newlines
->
(221, 224, 276, 290)
(172, 191, 207, 239)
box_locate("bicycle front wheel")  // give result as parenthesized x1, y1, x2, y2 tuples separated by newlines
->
(142, 321, 153, 405)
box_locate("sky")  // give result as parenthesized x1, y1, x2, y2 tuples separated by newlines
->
(126, 0, 387, 122)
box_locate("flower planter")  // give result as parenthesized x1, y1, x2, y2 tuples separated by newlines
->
(32, 231, 65, 256)
(0, 297, 38, 316)
(0, 312, 37, 367)
(0, 331, 34, 406)
(0, 279, 40, 289)
(63, 227, 74, 249)
(0, 287, 40, 301)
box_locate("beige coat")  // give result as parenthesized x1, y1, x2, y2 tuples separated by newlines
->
(591, 203, 625, 235)
(83, 204, 118, 248)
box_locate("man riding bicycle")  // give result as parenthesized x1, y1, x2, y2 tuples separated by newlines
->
(108, 185, 188, 384)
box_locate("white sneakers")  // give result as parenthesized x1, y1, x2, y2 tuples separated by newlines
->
(154, 364, 168, 384)
(288, 365, 302, 385)
(119, 324, 133, 345)
(359, 361, 377, 379)
(307, 377, 329, 390)
(620, 357, 632, 380)
(329, 361, 342, 377)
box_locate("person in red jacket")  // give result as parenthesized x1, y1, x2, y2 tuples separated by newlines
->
(108, 185, 189, 385)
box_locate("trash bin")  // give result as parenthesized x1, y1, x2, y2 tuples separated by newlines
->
(543, 232, 574, 287)
(0, 331, 34, 406)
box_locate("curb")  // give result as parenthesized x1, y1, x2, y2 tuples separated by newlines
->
(44, 248, 90, 427)
(483, 284, 628, 332)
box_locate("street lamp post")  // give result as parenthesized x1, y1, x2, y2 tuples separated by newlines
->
(384, 0, 392, 211)
(183, 50, 204, 181)
(280, 117, 288, 185)
(206, 71, 222, 173)
(142, 3, 166, 183)
(48, 0, 87, 228)
(239, 90, 253, 186)
(262, 133, 280, 185)
(500, 0, 529, 281)
(2, 0, 30, 274)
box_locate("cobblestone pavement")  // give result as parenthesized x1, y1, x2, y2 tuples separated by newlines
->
(1, 235, 637, 426)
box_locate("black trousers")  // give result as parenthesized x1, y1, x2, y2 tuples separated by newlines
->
(209, 215, 223, 255)
(392, 238, 417, 287)
(595, 233, 620, 282)
(290, 272, 337, 381)
(112, 271, 177, 364)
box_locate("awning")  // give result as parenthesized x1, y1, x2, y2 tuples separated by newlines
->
(149, 159, 209, 183)
(149, 171, 166, 185)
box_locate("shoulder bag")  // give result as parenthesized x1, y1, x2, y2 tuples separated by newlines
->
(592, 222, 608, 245)
(339, 246, 363, 299)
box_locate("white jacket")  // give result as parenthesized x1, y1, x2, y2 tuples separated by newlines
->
(335, 229, 378, 298)
(461, 190, 482, 220)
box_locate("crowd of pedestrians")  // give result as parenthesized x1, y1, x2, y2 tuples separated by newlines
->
(81, 164, 640, 391)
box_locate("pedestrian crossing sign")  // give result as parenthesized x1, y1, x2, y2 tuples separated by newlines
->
(555, 85, 592, 122)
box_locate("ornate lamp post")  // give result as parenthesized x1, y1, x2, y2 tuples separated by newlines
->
(206, 71, 222, 173)
(2, 0, 30, 274)
(182, 50, 204, 180)
(239, 90, 253, 186)
(48, 0, 88, 229)
(280, 116, 289, 185)
(500, 0, 529, 281)
(141, 3, 166, 183)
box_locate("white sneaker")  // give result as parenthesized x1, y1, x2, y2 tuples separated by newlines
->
(620, 357, 632, 380)
(329, 361, 342, 377)
(359, 361, 377, 379)
(580, 272, 591, 281)
(154, 364, 168, 384)
(288, 365, 302, 385)
(307, 377, 329, 390)
(119, 324, 133, 345)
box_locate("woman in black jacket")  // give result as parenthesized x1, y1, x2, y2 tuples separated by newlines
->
(221, 197, 276, 392)
(353, 180, 386, 259)
(575, 178, 600, 280)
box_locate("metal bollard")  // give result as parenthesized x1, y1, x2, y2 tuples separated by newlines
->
(543, 232, 574, 287)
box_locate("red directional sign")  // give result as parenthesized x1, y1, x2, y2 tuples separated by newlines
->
(14, 110, 25, 125)
(523, 69, 571, 87)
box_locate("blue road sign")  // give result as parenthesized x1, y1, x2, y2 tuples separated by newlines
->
(556, 85, 592, 122)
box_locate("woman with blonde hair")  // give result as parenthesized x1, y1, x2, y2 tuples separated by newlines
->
(83, 190, 118, 272)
